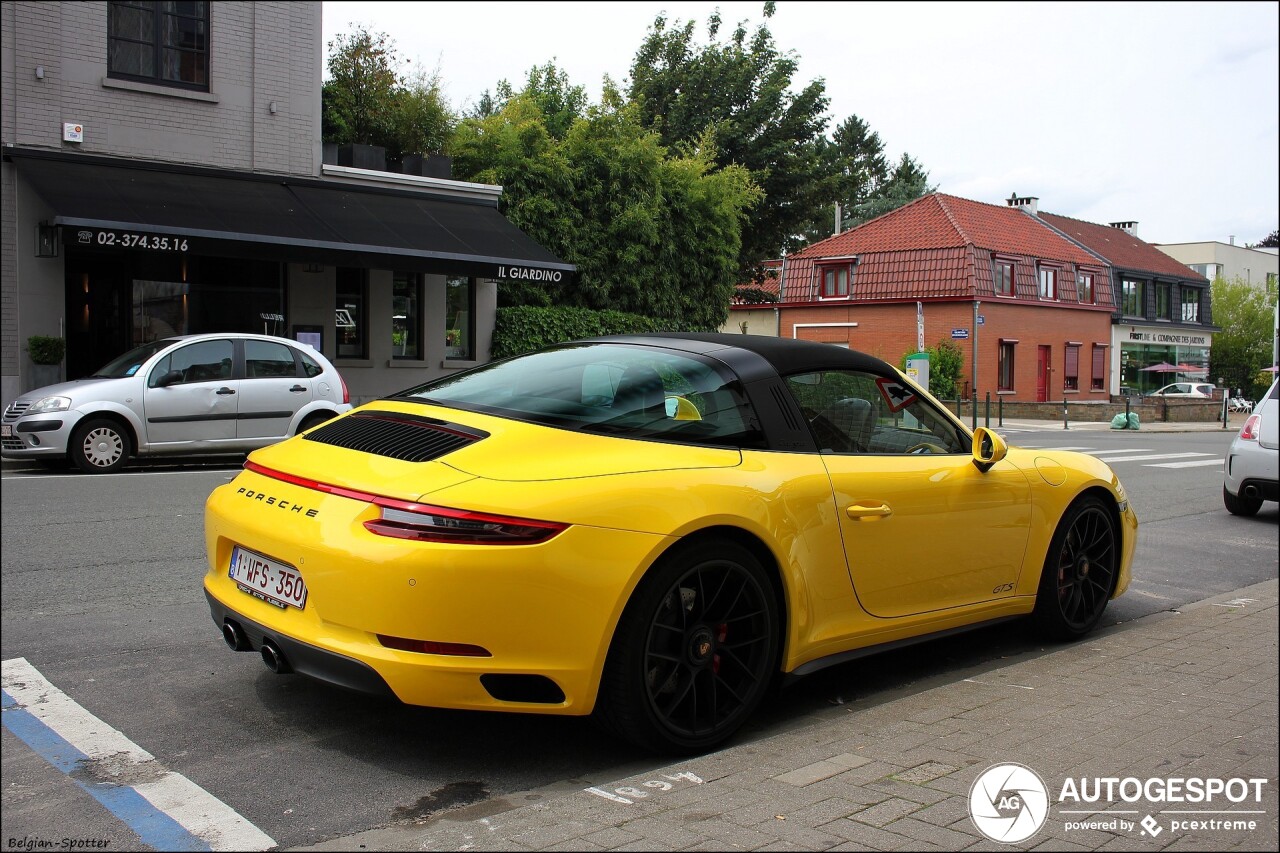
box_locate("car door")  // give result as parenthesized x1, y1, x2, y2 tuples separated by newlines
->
(143, 338, 238, 447)
(787, 370, 1033, 618)
(236, 339, 311, 441)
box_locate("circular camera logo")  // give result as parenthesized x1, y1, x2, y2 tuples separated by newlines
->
(969, 763, 1050, 844)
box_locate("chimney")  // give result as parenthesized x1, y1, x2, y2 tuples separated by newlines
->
(834, 202, 842, 236)
(1229, 235, 1236, 246)
(1006, 192, 1039, 216)
(1109, 221, 1139, 237)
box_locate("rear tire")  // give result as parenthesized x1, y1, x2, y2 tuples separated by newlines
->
(296, 412, 332, 435)
(69, 418, 131, 474)
(1032, 496, 1117, 641)
(1223, 485, 1262, 517)
(594, 539, 779, 754)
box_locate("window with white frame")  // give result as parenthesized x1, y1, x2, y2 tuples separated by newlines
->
(1038, 266, 1057, 300)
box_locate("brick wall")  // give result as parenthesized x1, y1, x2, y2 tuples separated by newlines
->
(779, 299, 1115, 402)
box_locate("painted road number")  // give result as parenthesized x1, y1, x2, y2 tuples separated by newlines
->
(584, 771, 704, 804)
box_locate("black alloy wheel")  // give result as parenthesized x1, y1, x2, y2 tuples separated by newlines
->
(596, 539, 779, 753)
(1033, 496, 1117, 640)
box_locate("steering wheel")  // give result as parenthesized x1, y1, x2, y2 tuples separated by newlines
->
(905, 441, 948, 455)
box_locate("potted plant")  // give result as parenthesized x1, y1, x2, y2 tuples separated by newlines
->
(27, 335, 65, 389)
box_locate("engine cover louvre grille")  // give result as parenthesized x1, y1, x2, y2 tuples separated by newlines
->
(303, 410, 486, 462)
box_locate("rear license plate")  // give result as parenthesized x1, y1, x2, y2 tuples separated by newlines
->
(229, 546, 308, 610)
(1, 424, 11, 437)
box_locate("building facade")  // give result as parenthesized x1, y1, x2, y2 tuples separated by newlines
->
(1153, 240, 1279, 289)
(1, 1, 570, 406)
(1039, 212, 1217, 395)
(727, 194, 1118, 403)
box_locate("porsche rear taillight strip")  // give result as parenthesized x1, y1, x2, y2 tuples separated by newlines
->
(245, 461, 568, 545)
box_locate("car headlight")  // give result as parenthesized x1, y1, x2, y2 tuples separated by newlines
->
(26, 396, 71, 414)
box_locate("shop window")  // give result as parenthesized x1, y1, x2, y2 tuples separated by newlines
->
(445, 276, 474, 359)
(998, 340, 1017, 391)
(392, 272, 422, 360)
(1091, 345, 1107, 391)
(1077, 272, 1094, 305)
(1121, 279, 1144, 316)
(1155, 282, 1172, 320)
(336, 268, 367, 359)
(1064, 343, 1080, 391)
(108, 1, 209, 90)
(1180, 287, 1200, 322)
(994, 260, 1015, 296)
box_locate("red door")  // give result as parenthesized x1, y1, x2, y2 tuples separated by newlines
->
(1037, 346, 1051, 402)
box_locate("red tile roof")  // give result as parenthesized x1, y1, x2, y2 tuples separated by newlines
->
(1038, 212, 1210, 282)
(793, 194, 1101, 267)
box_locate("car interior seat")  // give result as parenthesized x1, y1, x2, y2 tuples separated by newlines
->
(612, 365, 666, 416)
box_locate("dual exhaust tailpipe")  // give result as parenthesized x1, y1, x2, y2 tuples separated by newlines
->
(222, 619, 291, 674)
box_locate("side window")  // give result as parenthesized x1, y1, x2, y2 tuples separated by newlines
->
(244, 340, 299, 378)
(298, 350, 324, 378)
(150, 339, 233, 386)
(787, 370, 967, 455)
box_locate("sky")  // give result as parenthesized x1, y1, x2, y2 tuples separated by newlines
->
(322, 1, 1279, 246)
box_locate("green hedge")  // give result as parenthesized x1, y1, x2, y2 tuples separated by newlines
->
(27, 335, 66, 365)
(490, 306, 677, 360)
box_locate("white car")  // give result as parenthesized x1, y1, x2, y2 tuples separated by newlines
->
(1223, 378, 1279, 516)
(2, 333, 351, 473)
(1149, 382, 1215, 398)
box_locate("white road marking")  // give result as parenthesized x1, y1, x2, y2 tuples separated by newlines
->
(2, 657, 275, 851)
(1085, 452, 1215, 463)
(1145, 459, 1224, 469)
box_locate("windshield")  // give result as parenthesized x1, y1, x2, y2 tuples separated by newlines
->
(88, 339, 176, 378)
(397, 343, 765, 449)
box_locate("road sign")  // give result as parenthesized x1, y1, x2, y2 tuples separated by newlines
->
(951, 328, 969, 340)
(977, 315, 985, 326)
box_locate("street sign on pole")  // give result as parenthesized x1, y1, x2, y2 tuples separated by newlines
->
(951, 328, 969, 340)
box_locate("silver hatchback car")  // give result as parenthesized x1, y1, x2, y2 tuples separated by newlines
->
(2, 333, 351, 473)
(1223, 378, 1279, 516)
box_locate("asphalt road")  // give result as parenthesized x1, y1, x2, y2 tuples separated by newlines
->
(1, 429, 1276, 850)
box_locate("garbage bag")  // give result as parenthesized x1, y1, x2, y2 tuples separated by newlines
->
(1110, 412, 1140, 430)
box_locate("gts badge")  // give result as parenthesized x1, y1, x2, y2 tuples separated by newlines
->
(992, 582, 1015, 594)
(236, 486, 319, 517)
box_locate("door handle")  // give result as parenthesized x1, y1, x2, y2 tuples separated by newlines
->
(846, 503, 892, 520)
(216, 387, 236, 396)
(289, 385, 307, 392)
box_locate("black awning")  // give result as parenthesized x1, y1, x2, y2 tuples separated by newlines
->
(8, 149, 573, 278)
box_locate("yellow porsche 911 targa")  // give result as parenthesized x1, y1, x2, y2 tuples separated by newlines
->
(204, 333, 1136, 752)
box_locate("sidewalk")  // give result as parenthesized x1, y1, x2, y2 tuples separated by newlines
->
(988, 411, 1247, 434)
(302, 580, 1278, 852)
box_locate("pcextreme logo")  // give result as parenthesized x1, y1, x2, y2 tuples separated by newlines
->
(968, 763, 1050, 843)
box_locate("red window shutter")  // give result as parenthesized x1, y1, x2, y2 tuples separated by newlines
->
(1092, 345, 1106, 380)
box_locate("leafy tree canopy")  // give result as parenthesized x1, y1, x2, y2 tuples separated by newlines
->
(451, 84, 762, 330)
(1209, 274, 1278, 400)
(1256, 228, 1279, 248)
(322, 25, 454, 168)
(627, 2, 833, 280)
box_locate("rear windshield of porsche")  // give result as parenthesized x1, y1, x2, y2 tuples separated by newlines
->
(395, 344, 766, 448)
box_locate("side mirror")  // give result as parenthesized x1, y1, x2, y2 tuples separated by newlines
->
(971, 426, 1008, 473)
(154, 370, 183, 388)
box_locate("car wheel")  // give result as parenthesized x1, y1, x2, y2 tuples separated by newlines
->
(1033, 496, 1117, 641)
(1222, 484, 1262, 517)
(296, 412, 332, 435)
(595, 539, 779, 754)
(70, 418, 131, 474)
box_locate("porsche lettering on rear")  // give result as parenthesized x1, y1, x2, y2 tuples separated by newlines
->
(234, 486, 318, 517)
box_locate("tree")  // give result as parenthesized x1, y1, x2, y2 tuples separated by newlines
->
(323, 25, 455, 168)
(627, 3, 833, 281)
(450, 86, 761, 330)
(900, 339, 964, 399)
(1258, 229, 1279, 248)
(799, 114, 890, 242)
(1210, 274, 1278, 400)
(847, 152, 935, 228)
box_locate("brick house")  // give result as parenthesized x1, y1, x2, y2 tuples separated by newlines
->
(729, 193, 1117, 402)
(1035, 211, 1216, 395)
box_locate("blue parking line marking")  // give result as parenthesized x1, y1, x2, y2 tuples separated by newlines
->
(1, 689, 210, 852)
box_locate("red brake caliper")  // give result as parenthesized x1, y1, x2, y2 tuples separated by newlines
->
(713, 623, 728, 674)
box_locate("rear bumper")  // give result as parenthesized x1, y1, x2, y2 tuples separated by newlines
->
(205, 590, 397, 699)
(1224, 442, 1278, 501)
